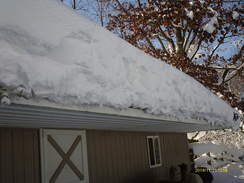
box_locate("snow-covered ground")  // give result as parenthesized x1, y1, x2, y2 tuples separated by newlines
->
(189, 129, 244, 183)
(0, 0, 240, 128)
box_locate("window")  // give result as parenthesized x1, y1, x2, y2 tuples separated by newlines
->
(240, 92, 244, 102)
(147, 136, 162, 168)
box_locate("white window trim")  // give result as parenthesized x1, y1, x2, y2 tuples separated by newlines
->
(146, 136, 162, 168)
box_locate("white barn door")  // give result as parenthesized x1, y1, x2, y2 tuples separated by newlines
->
(40, 129, 89, 183)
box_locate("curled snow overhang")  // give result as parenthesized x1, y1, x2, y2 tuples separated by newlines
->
(0, 0, 240, 130)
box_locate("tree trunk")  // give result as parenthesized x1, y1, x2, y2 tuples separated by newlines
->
(73, 0, 76, 10)
(176, 28, 185, 56)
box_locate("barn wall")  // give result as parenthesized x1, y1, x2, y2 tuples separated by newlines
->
(0, 128, 41, 183)
(86, 130, 190, 183)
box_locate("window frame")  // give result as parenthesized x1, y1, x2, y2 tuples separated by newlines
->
(146, 136, 162, 168)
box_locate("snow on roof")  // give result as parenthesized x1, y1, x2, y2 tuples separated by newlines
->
(0, 0, 240, 128)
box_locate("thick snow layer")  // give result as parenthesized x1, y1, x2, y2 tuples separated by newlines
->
(0, 0, 239, 127)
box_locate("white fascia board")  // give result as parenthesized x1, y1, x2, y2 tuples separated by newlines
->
(0, 102, 229, 133)
(12, 98, 207, 125)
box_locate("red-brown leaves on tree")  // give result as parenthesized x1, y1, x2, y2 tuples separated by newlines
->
(107, 0, 243, 111)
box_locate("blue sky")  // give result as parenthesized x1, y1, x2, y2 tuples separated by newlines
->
(62, 0, 243, 64)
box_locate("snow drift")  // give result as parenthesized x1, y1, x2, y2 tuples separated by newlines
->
(0, 0, 239, 127)
(190, 137, 244, 183)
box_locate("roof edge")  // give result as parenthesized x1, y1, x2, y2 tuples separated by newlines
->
(11, 98, 210, 125)
(0, 102, 225, 133)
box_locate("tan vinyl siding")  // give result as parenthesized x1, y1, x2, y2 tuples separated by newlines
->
(0, 128, 41, 183)
(86, 130, 190, 183)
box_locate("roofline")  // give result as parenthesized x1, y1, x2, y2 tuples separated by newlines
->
(11, 98, 208, 125)
(0, 102, 230, 133)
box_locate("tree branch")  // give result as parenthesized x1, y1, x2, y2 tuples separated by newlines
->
(221, 63, 244, 84)
(145, 37, 156, 52)
(176, 27, 185, 55)
(186, 31, 198, 52)
(183, 30, 192, 51)
(114, 0, 127, 12)
(158, 26, 176, 51)
(207, 66, 237, 70)
(156, 35, 169, 55)
(190, 39, 203, 61)
(207, 33, 227, 65)
(137, 0, 142, 8)
(172, 22, 184, 29)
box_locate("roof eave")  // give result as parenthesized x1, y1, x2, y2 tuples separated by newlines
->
(0, 101, 232, 133)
